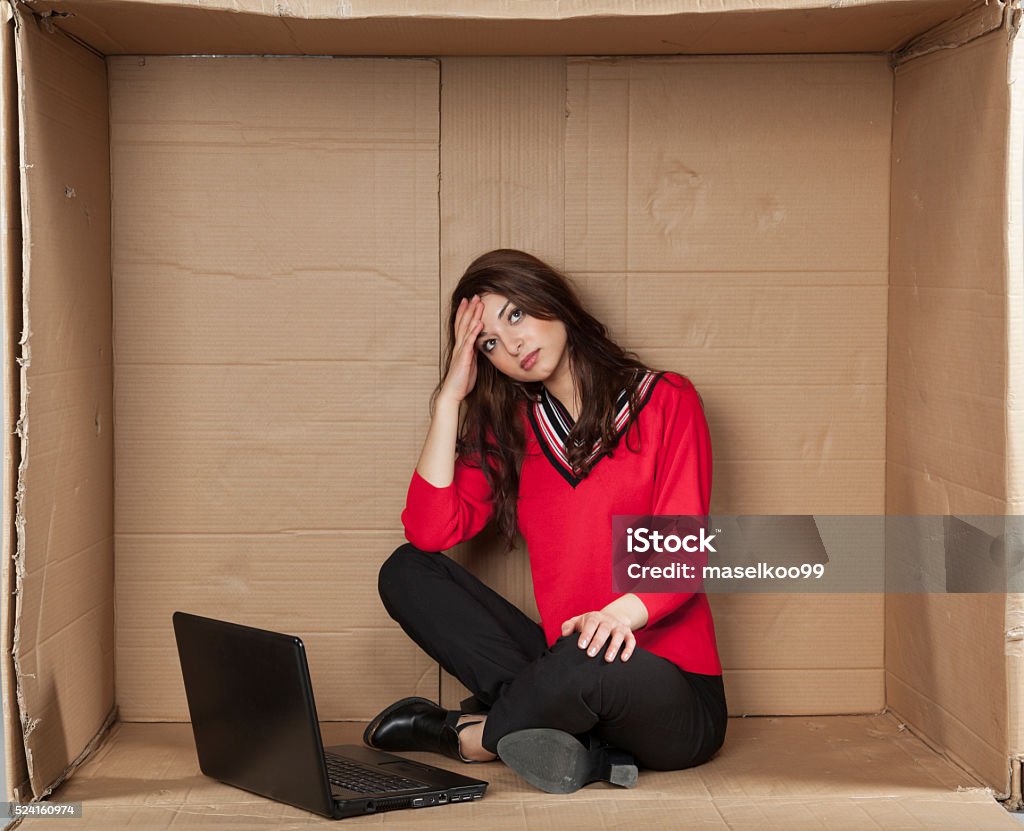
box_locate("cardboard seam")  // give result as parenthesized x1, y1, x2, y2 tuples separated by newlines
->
(885, 669, 1009, 758)
(886, 704, 1013, 801)
(731, 706, 887, 718)
(15, 3, 107, 60)
(32, 9, 100, 60)
(883, 37, 895, 716)
(893, 0, 1011, 65)
(561, 56, 567, 272)
(105, 13, 117, 733)
(274, 12, 302, 55)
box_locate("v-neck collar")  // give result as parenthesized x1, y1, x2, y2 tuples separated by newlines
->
(528, 370, 662, 488)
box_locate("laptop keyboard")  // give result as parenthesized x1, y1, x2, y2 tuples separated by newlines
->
(324, 753, 425, 794)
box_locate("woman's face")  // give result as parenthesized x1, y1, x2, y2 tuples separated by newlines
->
(473, 292, 571, 384)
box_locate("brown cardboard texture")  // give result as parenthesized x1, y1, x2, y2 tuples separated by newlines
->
(6, 718, 1023, 830)
(19, 0, 997, 56)
(1, 0, 1023, 827)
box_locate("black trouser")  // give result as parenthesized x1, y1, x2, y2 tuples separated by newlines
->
(377, 543, 727, 770)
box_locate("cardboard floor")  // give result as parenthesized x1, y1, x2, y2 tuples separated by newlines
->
(10, 714, 1022, 830)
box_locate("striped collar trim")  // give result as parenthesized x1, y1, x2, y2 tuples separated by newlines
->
(529, 370, 661, 488)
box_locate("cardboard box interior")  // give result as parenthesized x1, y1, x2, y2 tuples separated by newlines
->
(1, 0, 1023, 826)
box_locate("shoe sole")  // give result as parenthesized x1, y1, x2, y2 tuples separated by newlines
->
(362, 696, 438, 748)
(496, 729, 638, 794)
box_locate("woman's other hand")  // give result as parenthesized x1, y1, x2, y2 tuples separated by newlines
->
(440, 295, 485, 404)
(560, 609, 636, 663)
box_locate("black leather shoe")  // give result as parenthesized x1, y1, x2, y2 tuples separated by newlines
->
(363, 697, 477, 763)
(496, 729, 638, 793)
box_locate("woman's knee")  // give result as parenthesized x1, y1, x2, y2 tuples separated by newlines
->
(548, 633, 630, 673)
(377, 543, 436, 605)
(526, 636, 607, 703)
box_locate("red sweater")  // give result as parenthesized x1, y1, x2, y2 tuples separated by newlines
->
(401, 370, 722, 676)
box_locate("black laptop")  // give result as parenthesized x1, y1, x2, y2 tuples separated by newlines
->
(172, 611, 488, 819)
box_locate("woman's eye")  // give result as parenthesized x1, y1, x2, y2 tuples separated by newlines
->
(510, 308, 522, 323)
(482, 338, 496, 354)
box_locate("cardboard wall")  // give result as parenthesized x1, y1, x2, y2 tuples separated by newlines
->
(11, 14, 115, 798)
(108, 53, 897, 723)
(886, 26, 1014, 790)
(108, 55, 441, 720)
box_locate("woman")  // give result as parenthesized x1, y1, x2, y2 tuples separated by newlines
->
(364, 249, 726, 794)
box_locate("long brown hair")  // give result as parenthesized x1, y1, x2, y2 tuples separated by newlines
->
(432, 249, 661, 551)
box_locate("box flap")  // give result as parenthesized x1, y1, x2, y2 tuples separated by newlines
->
(25, 0, 989, 57)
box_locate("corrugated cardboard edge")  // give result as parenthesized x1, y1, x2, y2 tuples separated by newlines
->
(894, 0, 1010, 64)
(1004, 0, 1024, 810)
(4, 0, 32, 801)
(0, 0, 28, 808)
